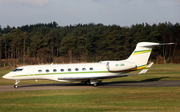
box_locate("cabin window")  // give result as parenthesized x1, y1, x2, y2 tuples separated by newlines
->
(82, 68, 86, 71)
(60, 69, 64, 72)
(46, 69, 49, 72)
(53, 69, 57, 72)
(90, 67, 93, 71)
(38, 70, 42, 73)
(68, 68, 71, 72)
(75, 68, 79, 71)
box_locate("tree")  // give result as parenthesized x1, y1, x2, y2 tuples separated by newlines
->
(2, 33, 11, 62)
(10, 29, 23, 60)
(30, 31, 42, 63)
(60, 34, 77, 62)
(0, 22, 179, 64)
(0, 33, 2, 64)
(22, 32, 29, 64)
(77, 36, 89, 61)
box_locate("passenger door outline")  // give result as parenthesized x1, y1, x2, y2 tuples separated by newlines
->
(28, 67, 34, 79)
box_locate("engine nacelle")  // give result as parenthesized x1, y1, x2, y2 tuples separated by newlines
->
(104, 61, 136, 71)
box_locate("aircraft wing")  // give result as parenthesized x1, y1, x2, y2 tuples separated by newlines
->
(58, 74, 135, 81)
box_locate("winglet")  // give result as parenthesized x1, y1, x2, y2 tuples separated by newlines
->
(137, 62, 154, 74)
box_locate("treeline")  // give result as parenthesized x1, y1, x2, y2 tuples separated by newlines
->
(0, 21, 180, 67)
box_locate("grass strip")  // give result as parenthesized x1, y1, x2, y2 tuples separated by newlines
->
(0, 87, 180, 112)
(0, 64, 180, 85)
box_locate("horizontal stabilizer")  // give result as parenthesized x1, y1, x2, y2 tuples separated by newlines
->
(139, 43, 175, 47)
(137, 62, 154, 74)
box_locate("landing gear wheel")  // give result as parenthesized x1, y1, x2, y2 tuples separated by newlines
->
(14, 85, 18, 89)
(93, 83, 97, 87)
(14, 80, 20, 89)
(87, 81, 90, 85)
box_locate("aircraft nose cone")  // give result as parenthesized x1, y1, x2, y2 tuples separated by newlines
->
(2, 75, 8, 79)
(2, 75, 6, 79)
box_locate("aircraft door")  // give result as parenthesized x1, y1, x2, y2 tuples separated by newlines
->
(28, 67, 34, 79)
(106, 62, 109, 71)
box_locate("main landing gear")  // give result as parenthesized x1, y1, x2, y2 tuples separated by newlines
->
(14, 80, 20, 89)
(93, 83, 97, 87)
(81, 80, 98, 87)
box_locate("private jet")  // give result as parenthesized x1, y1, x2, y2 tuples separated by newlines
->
(2, 42, 174, 88)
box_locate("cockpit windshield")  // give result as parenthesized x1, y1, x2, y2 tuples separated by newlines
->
(12, 68, 23, 72)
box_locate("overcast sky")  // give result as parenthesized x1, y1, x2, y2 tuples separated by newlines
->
(0, 0, 180, 28)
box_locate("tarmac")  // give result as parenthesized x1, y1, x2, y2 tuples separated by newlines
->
(0, 80, 180, 92)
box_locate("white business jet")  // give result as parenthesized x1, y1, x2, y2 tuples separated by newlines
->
(2, 42, 174, 88)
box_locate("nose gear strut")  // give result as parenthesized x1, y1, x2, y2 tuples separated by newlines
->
(14, 80, 20, 89)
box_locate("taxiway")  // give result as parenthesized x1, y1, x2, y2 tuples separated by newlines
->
(0, 80, 180, 92)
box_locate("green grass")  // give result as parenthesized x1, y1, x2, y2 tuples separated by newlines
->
(1, 64, 180, 85)
(0, 64, 180, 111)
(0, 88, 180, 111)
(104, 64, 180, 82)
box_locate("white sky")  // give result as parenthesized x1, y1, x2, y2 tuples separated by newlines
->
(0, 0, 180, 28)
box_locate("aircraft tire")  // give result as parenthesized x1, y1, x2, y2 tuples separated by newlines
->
(93, 83, 97, 87)
(87, 81, 90, 85)
(14, 85, 18, 89)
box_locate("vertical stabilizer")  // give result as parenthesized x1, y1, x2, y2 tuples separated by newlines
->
(126, 42, 174, 68)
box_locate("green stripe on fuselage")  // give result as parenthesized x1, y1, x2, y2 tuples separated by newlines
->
(13, 71, 110, 77)
(13, 64, 148, 77)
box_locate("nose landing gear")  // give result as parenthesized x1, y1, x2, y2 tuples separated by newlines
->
(14, 85, 18, 89)
(14, 80, 20, 89)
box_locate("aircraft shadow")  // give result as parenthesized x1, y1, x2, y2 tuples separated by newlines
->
(18, 77, 169, 88)
(98, 77, 169, 86)
(140, 77, 169, 82)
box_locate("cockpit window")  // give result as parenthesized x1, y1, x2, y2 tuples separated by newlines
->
(13, 69, 17, 72)
(13, 68, 23, 72)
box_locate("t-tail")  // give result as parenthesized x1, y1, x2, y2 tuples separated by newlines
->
(126, 42, 174, 69)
